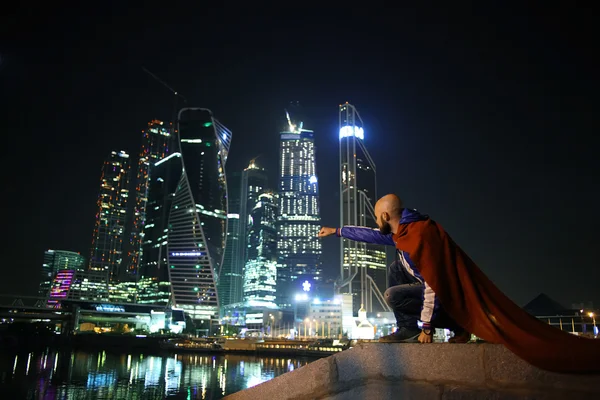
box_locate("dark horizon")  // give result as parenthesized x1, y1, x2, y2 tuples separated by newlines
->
(1, 5, 598, 308)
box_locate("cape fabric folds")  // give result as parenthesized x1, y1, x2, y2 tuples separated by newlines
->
(392, 212, 600, 373)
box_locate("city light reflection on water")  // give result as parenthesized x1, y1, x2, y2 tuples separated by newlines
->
(0, 350, 315, 399)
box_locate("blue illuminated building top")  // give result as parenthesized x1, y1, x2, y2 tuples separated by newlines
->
(339, 126, 365, 140)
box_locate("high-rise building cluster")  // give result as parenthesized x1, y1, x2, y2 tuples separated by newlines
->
(38, 102, 387, 337)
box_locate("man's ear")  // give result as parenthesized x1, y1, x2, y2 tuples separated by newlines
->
(382, 212, 390, 221)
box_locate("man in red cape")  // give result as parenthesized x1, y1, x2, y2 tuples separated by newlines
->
(319, 194, 600, 373)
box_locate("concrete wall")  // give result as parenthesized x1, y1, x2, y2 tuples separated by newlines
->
(225, 343, 600, 399)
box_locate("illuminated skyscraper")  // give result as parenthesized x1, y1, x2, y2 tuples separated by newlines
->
(39, 249, 85, 298)
(217, 171, 243, 306)
(239, 159, 268, 266)
(243, 191, 278, 304)
(127, 120, 171, 279)
(138, 151, 182, 286)
(338, 102, 388, 314)
(89, 150, 131, 281)
(166, 108, 231, 326)
(276, 107, 322, 309)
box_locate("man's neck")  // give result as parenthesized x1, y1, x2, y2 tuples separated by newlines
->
(389, 219, 400, 236)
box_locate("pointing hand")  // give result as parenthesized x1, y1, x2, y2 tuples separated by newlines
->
(318, 227, 337, 237)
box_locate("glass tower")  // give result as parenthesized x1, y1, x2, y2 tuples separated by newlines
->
(239, 159, 269, 269)
(166, 108, 231, 325)
(338, 102, 387, 314)
(128, 119, 171, 279)
(276, 108, 322, 309)
(217, 170, 243, 307)
(243, 191, 278, 304)
(139, 151, 182, 286)
(89, 150, 131, 281)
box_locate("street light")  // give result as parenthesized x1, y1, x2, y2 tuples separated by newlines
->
(589, 312, 596, 329)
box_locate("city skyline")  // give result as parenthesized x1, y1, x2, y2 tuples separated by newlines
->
(16, 98, 600, 310)
(3, 7, 598, 308)
(35, 105, 362, 318)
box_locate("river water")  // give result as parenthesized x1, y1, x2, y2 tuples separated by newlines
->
(0, 349, 317, 399)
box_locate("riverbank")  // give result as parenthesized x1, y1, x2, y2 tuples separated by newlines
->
(0, 328, 178, 353)
(162, 337, 349, 357)
(0, 330, 349, 358)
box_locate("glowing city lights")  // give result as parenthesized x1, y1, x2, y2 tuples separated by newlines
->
(302, 280, 312, 292)
(339, 126, 364, 140)
(94, 304, 125, 312)
(295, 293, 309, 301)
(170, 251, 206, 257)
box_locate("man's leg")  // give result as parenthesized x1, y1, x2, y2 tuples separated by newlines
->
(391, 259, 471, 343)
(379, 282, 424, 342)
(388, 259, 420, 287)
(388, 259, 471, 343)
(387, 259, 422, 327)
(385, 283, 423, 328)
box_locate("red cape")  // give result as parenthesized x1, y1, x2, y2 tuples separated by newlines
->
(392, 218, 600, 373)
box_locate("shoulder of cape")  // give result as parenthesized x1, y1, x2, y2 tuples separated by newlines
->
(394, 219, 448, 263)
(395, 219, 441, 242)
(406, 219, 435, 232)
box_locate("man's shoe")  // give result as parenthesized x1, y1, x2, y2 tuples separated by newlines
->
(448, 328, 471, 343)
(379, 327, 421, 343)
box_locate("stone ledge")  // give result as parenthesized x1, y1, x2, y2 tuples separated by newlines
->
(224, 343, 600, 400)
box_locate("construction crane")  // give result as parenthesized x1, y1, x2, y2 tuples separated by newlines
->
(247, 154, 262, 169)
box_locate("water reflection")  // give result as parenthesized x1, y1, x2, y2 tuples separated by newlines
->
(0, 349, 314, 399)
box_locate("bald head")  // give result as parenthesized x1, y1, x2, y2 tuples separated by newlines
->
(375, 194, 403, 218)
(374, 194, 403, 235)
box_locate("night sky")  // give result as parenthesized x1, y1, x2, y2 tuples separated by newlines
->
(2, 5, 597, 307)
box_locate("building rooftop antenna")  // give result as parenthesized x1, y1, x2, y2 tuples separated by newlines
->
(247, 154, 263, 169)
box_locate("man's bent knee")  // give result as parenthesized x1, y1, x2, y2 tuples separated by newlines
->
(385, 284, 423, 308)
(384, 288, 394, 307)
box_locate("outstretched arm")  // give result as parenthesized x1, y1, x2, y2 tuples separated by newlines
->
(318, 226, 395, 246)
